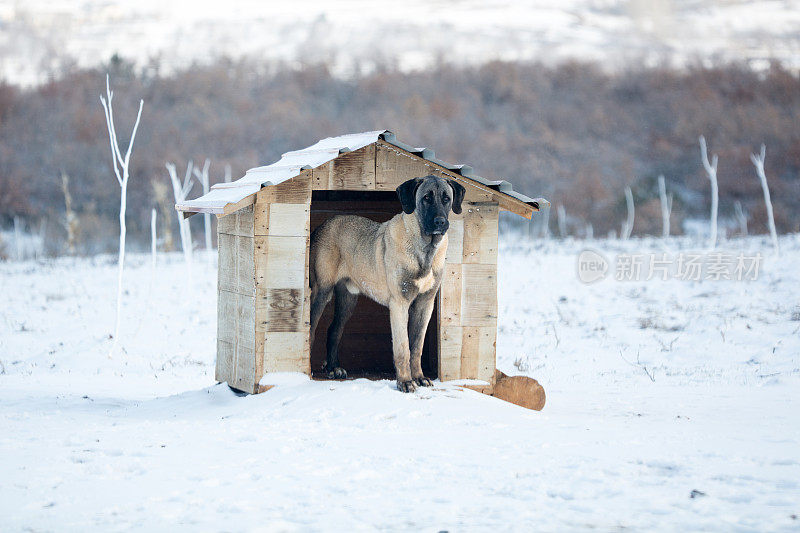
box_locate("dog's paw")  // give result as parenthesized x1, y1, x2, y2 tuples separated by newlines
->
(396, 380, 417, 393)
(327, 367, 347, 379)
(414, 376, 433, 387)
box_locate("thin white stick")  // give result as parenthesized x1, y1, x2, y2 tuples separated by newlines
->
(750, 144, 779, 255)
(193, 158, 213, 251)
(151, 208, 157, 269)
(622, 186, 634, 240)
(585, 223, 593, 240)
(734, 201, 748, 237)
(699, 135, 719, 249)
(100, 74, 143, 357)
(658, 175, 672, 239)
(557, 205, 566, 238)
(224, 164, 232, 183)
(166, 161, 194, 283)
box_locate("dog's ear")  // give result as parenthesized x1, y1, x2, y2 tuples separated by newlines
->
(396, 177, 422, 214)
(448, 179, 466, 214)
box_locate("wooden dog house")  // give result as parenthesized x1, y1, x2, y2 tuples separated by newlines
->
(176, 130, 545, 394)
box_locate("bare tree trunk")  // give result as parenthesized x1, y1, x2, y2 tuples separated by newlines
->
(621, 186, 634, 240)
(224, 164, 232, 183)
(699, 135, 719, 249)
(61, 172, 79, 255)
(166, 161, 195, 283)
(557, 205, 566, 239)
(734, 201, 748, 237)
(750, 144, 779, 255)
(585, 223, 593, 240)
(100, 74, 144, 357)
(193, 158, 213, 251)
(658, 175, 672, 239)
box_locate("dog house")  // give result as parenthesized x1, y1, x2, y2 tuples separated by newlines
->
(176, 130, 545, 394)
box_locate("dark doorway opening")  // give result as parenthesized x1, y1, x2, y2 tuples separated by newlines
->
(309, 190, 439, 380)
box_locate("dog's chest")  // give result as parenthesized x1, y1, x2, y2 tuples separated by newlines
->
(414, 270, 437, 294)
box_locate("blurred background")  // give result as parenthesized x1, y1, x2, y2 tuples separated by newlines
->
(0, 0, 798, 257)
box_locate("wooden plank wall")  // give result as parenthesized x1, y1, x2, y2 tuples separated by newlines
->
(253, 171, 312, 378)
(216, 205, 257, 392)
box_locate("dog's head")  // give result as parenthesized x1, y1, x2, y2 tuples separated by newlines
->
(396, 175, 466, 236)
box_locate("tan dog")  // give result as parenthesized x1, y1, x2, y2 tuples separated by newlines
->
(309, 175, 466, 392)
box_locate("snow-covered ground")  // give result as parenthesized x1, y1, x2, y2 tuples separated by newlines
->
(1, 235, 799, 531)
(1, 0, 799, 85)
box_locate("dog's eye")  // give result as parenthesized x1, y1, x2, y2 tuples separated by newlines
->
(442, 195, 450, 203)
(424, 193, 433, 202)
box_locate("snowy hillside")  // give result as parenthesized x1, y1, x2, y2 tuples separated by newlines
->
(1, 235, 799, 530)
(1, 0, 799, 85)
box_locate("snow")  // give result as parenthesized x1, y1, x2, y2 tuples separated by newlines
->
(1, 235, 799, 530)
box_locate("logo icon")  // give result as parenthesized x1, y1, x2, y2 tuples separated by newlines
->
(577, 249, 609, 284)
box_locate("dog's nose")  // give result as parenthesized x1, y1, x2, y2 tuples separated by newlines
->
(434, 216, 447, 229)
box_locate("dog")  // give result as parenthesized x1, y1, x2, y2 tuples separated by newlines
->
(309, 175, 466, 392)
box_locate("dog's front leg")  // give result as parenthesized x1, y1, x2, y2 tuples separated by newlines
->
(389, 299, 415, 392)
(408, 291, 436, 387)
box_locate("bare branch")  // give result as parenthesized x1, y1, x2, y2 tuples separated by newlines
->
(122, 99, 144, 168)
(99, 95, 123, 186)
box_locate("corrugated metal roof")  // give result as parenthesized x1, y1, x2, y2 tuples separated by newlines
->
(175, 129, 546, 214)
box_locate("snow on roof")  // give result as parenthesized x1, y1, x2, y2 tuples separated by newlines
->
(175, 129, 543, 214)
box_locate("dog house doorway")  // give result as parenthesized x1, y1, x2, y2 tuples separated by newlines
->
(309, 190, 439, 380)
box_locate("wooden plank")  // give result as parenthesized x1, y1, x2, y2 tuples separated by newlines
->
(440, 263, 462, 326)
(236, 235, 255, 296)
(460, 326, 480, 379)
(215, 289, 237, 384)
(254, 202, 269, 236)
(217, 210, 236, 235)
(231, 291, 256, 393)
(375, 140, 535, 219)
(217, 289, 256, 392)
(217, 233, 236, 293)
(236, 205, 254, 236)
(218, 234, 255, 296)
(460, 263, 497, 327)
(303, 226, 311, 361)
(256, 288, 304, 332)
(258, 173, 312, 204)
(445, 218, 464, 263)
(221, 195, 257, 216)
(311, 146, 375, 190)
(312, 160, 332, 190)
(254, 236, 308, 289)
(462, 202, 498, 264)
(475, 326, 497, 383)
(262, 331, 309, 373)
(439, 325, 463, 381)
(332, 144, 376, 189)
(266, 203, 309, 237)
(376, 143, 429, 191)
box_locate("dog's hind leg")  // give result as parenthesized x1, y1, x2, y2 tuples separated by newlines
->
(325, 281, 358, 379)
